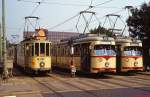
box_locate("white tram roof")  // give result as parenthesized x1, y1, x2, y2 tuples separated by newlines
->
(61, 34, 114, 43)
(115, 36, 142, 45)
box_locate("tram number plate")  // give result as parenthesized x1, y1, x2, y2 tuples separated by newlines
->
(37, 58, 44, 60)
(130, 43, 139, 46)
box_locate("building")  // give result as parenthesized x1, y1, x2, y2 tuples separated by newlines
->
(23, 30, 80, 43)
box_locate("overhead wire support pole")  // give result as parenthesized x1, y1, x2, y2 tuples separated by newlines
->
(2, 0, 8, 77)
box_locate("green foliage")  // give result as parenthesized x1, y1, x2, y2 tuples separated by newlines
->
(127, 2, 150, 39)
(90, 26, 113, 36)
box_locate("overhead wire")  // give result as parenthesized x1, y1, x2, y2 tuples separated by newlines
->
(30, 0, 45, 16)
(47, 13, 79, 30)
(47, 0, 116, 30)
(43, 2, 89, 7)
(19, 0, 127, 33)
(19, 0, 121, 9)
(18, 0, 116, 8)
(84, 0, 116, 11)
(17, 0, 37, 3)
(19, 0, 89, 7)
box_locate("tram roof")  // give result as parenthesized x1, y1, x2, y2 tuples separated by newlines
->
(115, 36, 142, 43)
(21, 38, 51, 43)
(61, 34, 114, 43)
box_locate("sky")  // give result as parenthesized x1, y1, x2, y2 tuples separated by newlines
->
(0, 0, 150, 43)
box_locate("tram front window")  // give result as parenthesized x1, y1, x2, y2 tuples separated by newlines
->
(35, 43, 39, 56)
(124, 46, 142, 56)
(40, 43, 45, 56)
(94, 45, 116, 56)
(46, 43, 50, 56)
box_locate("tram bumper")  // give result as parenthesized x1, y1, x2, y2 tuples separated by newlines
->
(91, 68, 116, 73)
(122, 67, 144, 72)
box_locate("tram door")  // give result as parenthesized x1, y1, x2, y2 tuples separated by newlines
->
(25, 43, 32, 68)
(116, 45, 121, 73)
(80, 43, 91, 72)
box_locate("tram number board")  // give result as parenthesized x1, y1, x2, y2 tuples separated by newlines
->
(37, 58, 44, 61)
(103, 37, 108, 40)
(130, 43, 139, 46)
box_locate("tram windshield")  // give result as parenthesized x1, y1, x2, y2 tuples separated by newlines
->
(94, 45, 116, 56)
(123, 46, 142, 56)
(35, 42, 50, 56)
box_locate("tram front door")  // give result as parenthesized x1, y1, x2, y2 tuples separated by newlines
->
(80, 43, 90, 72)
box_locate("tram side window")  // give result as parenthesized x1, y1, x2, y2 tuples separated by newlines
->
(74, 45, 80, 56)
(32, 45, 34, 56)
(35, 43, 39, 56)
(46, 43, 49, 56)
(25, 43, 30, 56)
(40, 43, 45, 56)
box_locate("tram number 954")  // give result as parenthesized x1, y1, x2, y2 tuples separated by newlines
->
(37, 58, 45, 61)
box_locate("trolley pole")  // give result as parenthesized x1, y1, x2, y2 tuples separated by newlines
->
(0, 23, 2, 63)
(2, 0, 8, 77)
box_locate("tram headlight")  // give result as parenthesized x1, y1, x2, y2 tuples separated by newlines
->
(97, 58, 102, 62)
(32, 61, 35, 65)
(40, 62, 45, 67)
(105, 62, 109, 67)
(125, 58, 129, 62)
(134, 61, 138, 66)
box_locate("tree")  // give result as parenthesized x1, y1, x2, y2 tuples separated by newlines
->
(127, 2, 150, 39)
(90, 25, 113, 36)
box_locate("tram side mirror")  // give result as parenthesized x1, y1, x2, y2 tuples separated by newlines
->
(26, 46, 29, 50)
(70, 46, 74, 55)
(89, 45, 94, 50)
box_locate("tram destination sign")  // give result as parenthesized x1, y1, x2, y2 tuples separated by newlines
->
(130, 43, 139, 46)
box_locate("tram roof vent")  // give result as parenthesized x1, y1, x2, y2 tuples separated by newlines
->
(131, 38, 142, 43)
(79, 33, 108, 38)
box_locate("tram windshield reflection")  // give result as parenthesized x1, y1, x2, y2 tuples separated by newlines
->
(123, 46, 142, 56)
(94, 45, 116, 56)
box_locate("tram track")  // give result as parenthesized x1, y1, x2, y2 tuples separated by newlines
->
(51, 70, 118, 89)
(32, 77, 65, 97)
(136, 72, 150, 76)
(48, 74, 101, 97)
(96, 75, 150, 93)
(129, 75, 150, 82)
(107, 75, 150, 87)
(126, 75, 150, 83)
(50, 70, 150, 90)
(84, 77, 123, 89)
(1, 67, 150, 97)
(0, 67, 64, 97)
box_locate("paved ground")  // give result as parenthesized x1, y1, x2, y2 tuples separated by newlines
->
(0, 69, 150, 97)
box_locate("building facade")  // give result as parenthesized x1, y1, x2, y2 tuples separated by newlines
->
(23, 31, 80, 43)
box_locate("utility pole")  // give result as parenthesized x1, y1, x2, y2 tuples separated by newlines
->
(0, 23, 1, 61)
(2, 0, 8, 77)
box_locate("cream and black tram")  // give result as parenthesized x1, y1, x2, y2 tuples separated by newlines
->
(115, 36, 143, 73)
(52, 34, 116, 74)
(16, 29, 51, 74)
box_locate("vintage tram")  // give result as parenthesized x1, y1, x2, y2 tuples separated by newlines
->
(115, 36, 143, 73)
(52, 34, 116, 74)
(16, 29, 51, 74)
